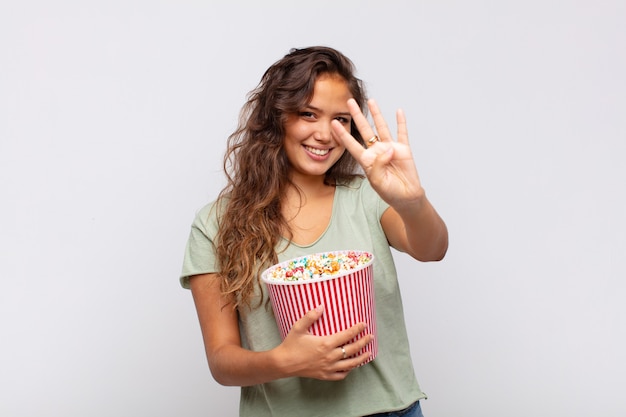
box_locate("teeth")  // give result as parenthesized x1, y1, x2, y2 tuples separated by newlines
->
(305, 146, 329, 156)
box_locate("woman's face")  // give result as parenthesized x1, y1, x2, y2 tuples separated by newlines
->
(282, 73, 353, 183)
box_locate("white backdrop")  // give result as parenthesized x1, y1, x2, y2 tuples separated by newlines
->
(1, 1, 625, 416)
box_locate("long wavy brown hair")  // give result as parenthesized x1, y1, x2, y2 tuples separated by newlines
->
(215, 46, 368, 308)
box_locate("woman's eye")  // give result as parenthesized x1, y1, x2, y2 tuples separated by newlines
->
(335, 116, 351, 124)
(299, 111, 315, 119)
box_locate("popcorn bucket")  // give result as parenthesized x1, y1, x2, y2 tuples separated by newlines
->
(261, 250, 377, 363)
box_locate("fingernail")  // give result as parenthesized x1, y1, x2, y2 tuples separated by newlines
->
(315, 304, 324, 313)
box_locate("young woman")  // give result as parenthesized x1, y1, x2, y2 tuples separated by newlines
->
(181, 46, 448, 417)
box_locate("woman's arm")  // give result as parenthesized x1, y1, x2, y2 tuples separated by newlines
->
(332, 98, 448, 262)
(189, 273, 373, 386)
(381, 197, 448, 261)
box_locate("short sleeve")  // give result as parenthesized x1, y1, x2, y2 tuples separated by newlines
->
(179, 202, 220, 289)
(359, 177, 391, 222)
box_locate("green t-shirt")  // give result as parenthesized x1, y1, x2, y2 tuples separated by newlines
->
(181, 177, 426, 417)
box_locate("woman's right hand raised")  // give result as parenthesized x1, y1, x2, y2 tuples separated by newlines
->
(272, 305, 374, 381)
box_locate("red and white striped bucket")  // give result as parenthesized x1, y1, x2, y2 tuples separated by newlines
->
(261, 250, 377, 363)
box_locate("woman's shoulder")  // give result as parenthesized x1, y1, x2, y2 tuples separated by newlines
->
(336, 176, 388, 217)
(336, 176, 378, 198)
(336, 175, 366, 190)
(191, 197, 228, 231)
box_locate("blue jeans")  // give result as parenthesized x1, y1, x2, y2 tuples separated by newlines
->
(364, 401, 424, 417)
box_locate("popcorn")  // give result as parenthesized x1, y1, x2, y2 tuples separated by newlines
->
(265, 250, 372, 282)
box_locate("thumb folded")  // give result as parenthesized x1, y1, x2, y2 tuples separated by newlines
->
(293, 305, 324, 332)
(375, 146, 394, 166)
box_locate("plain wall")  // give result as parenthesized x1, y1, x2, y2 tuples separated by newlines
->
(1, 1, 625, 416)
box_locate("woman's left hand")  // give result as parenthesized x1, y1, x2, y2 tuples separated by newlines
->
(331, 98, 424, 210)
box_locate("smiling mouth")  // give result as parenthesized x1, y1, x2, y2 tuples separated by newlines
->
(304, 145, 330, 156)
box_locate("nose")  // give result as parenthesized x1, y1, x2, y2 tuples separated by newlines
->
(314, 121, 332, 143)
